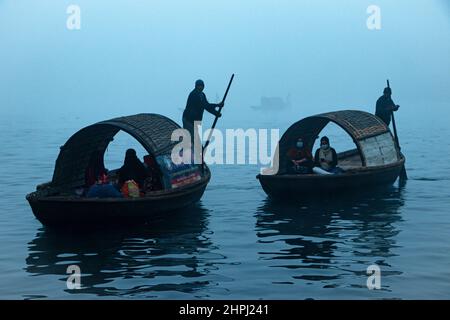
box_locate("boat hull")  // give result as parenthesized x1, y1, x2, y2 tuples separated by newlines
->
(26, 172, 210, 227)
(257, 158, 404, 199)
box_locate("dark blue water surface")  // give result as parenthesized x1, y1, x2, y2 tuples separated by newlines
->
(0, 108, 449, 299)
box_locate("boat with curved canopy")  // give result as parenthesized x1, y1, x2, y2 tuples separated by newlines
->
(257, 110, 406, 199)
(26, 113, 210, 226)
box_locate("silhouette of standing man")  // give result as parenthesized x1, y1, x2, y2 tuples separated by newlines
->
(182, 79, 223, 150)
(375, 86, 400, 126)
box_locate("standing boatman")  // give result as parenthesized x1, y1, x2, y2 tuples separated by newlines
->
(375, 86, 400, 126)
(182, 79, 223, 150)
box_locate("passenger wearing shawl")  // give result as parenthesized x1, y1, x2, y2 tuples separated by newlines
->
(314, 136, 343, 174)
(118, 148, 147, 188)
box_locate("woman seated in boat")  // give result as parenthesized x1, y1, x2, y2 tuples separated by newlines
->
(314, 136, 343, 174)
(143, 154, 163, 192)
(85, 149, 108, 187)
(118, 148, 147, 190)
(286, 137, 314, 174)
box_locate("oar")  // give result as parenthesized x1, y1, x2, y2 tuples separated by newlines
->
(387, 80, 408, 180)
(202, 74, 234, 154)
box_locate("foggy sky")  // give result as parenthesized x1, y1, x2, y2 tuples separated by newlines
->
(0, 0, 449, 126)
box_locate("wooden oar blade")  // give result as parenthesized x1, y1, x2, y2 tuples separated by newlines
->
(400, 164, 408, 180)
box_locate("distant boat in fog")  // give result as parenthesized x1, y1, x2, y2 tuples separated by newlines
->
(251, 94, 291, 111)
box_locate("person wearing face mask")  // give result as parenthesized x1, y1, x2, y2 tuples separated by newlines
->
(286, 137, 314, 174)
(314, 136, 340, 173)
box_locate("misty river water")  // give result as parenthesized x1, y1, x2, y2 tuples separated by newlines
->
(1, 106, 449, 299)
(0, 0, 449, 299)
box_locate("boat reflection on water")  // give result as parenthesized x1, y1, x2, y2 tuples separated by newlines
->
(255, 186, 405, 291)
(25, 205, 225, 298)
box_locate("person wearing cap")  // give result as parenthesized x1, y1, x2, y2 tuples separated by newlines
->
(375, 86, 400, 126)
(182, 80, 223, 147)
(314, 136, 339, 174)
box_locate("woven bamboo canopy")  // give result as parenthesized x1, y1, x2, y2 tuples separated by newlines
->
(277, 110, 400, 171)
(51, 113, 180, 190)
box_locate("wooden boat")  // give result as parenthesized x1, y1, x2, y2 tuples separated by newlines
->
(257, 110, 406, 199)
(26, 114, 211, 226)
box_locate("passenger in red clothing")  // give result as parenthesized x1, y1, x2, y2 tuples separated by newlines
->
(85, 150, 107, 187)
(286, 137, 314, 174)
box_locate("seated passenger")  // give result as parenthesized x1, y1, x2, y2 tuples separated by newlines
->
(286, 137, 314, 174)
(85, 149, 107, 187)
(143, 155, 163, 192)
(118, 149, 147, 188)
(86, 173, 123, 198)
(314, 136, 343, 174)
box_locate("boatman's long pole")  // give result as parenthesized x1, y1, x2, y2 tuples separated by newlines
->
(202, 74, 234, 156)
(387, 80, 408, 180)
